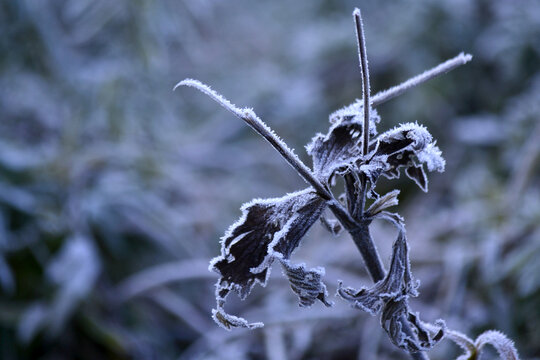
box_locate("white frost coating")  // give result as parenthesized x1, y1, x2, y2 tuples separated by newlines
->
(176, 79, 324, 193)
(378, 122, 433, 150)
(417, 142, 445, 172)
(366, 190, 400, 216)
(280, 259, 332, 307)
(376, 122, 445, 173)
(212, 307, 263, 331)
(209, 187, 328, 329)
(330, 53, 472, 118)
(371, 53, 473, 107)
(174, 79, 245, 119)
(474, 330, 520, 360)
(217, 188, 314, 256)
(328, 101, 380, 136)
(446, 329, 521, 360)
(249, 211, 302, 275)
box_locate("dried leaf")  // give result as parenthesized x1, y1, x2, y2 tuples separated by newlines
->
(381, 298, 445, 353)
(338, 230, 418, 315)
(209, 188, 327, 329)
(212, 306, 263, 331)
(373, 122, 445, 187)
(281, 260, 332, 308)
(376, 122, 432, 156)
(306, 107, 380, 183)
(405, 165, 428, 192)
(328, 100, 381, 136)
(366, 190, 400, 217)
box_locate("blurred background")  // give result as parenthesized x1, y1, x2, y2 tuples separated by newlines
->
(0, 0, 539, 359)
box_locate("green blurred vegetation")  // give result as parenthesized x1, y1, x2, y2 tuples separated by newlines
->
(0, 0, 539, 359)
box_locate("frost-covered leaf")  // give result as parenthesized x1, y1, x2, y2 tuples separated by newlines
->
(373, 122, 445, 187)
(366, 190, 400, 217)
(281, 259, 332, 308)
(338, 229, 444, 354)
(357, 157, 387, 185)
(212, 306, 263, 331)
(306, 107, 380, 183)
(405, 165, 428, 192)
(376, 122, 432, 156)
(371, 211, 405, 229)
(381, 298, 445, 353)
(338, 230, 418, 315)
(328, 100, 381, 136)
(209, 188, 327, 329)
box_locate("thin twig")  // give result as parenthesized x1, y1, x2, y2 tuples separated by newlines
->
(175, 79, 358, 227)
(353, 8, 371, 157)
(371, 52, 473, 107)
(175, 80, 331, 199)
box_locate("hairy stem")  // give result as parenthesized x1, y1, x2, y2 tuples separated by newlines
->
(353, 8, 371, 157)
(175, 79, 331, 198)
(371, 52, 472, 107)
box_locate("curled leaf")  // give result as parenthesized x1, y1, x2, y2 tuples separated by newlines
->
(376, 122, 433, 156)
(338, 230, 418, 314)
(372, 122, 445, 189)
(209, 188, 327, 328)
(212, 306, 263, 331)
(381, 298, 445, 353)
(281, 260, 332, 308)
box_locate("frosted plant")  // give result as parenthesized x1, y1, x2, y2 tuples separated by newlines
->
(176, 8, 519, 360)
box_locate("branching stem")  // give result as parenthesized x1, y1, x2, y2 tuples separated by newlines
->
(175, 79, 358, 228)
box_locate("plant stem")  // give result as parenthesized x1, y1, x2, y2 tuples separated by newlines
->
(344, 173, 358, 214)
(371, 53, 472, 107)
(349, 221, 385, 281)
(353, 8, 371, 157)
(176, 79, 337, 202)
